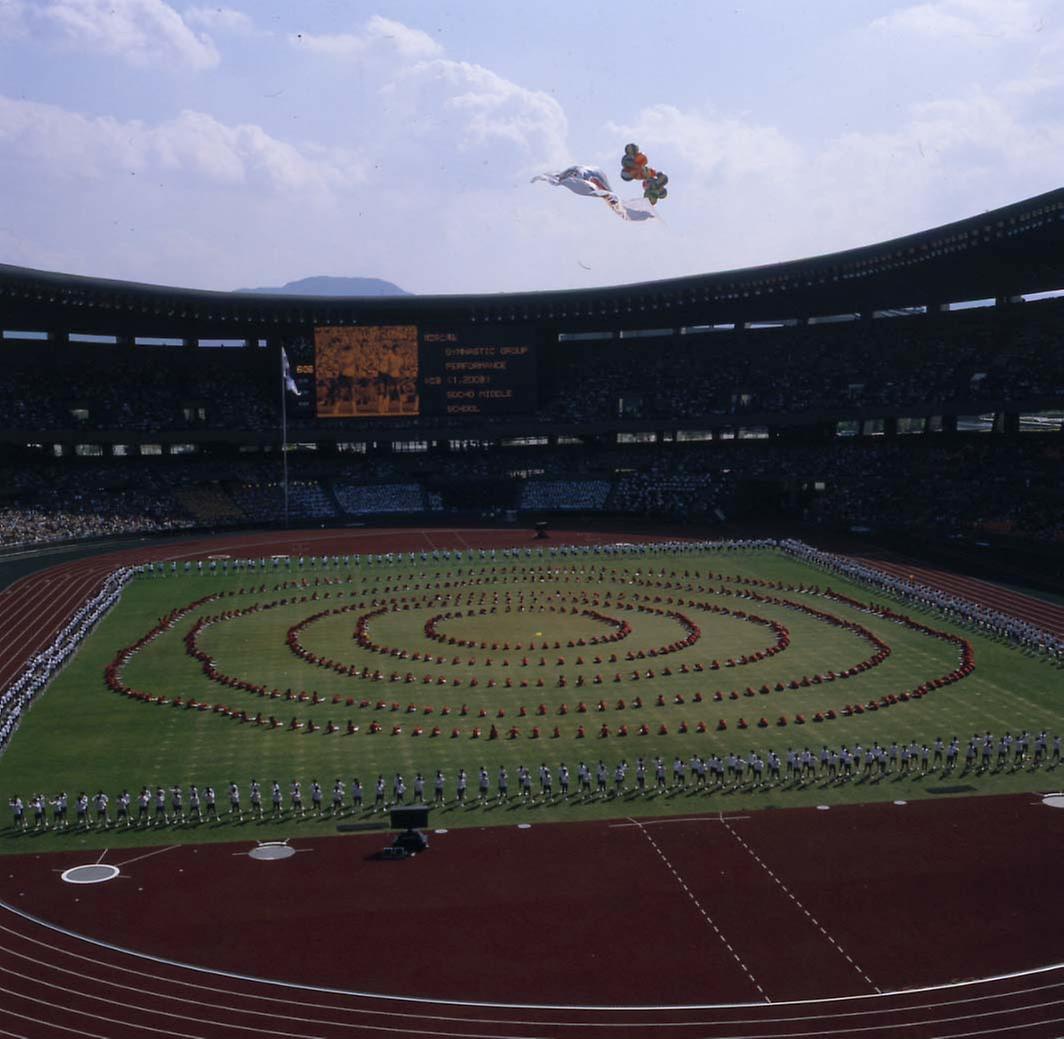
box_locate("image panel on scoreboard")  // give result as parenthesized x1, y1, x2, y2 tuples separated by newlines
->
(314, 325, 420, 418)
(419, 326, 537, 417)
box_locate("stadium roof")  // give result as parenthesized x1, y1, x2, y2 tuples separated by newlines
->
(2, 187, 1063, 336)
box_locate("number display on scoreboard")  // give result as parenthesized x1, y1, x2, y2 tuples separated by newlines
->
(313, 325, 536, 418)
(419, 326, 536, 416)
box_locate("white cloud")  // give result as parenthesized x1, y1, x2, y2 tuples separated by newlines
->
(0, 95, 362, 193)
(292, 17, 568, 170)
(184, 6, 253, 35)
(388, 58, 569, 167)
(293, 14, 441, 60)
(594, 82, 1064, 284)
(870, 0, 1039, 42)
(607, 105, 801, 183)
(27, 0, 219, 69)
(0, 0, 27, 39)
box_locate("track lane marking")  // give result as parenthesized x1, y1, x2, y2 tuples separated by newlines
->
(629, 817, 770, 1004)
(718, 814, 880, 995)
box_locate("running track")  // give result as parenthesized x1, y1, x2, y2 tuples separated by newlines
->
(1, 528, 1063, 1037)
(1, 793, 1063, 1038)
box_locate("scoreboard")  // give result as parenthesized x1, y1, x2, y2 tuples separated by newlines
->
(418, 326, 536, 416)
(310, 325, 537, 419)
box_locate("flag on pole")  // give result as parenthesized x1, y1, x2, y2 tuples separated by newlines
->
(281, 347, 301, 396)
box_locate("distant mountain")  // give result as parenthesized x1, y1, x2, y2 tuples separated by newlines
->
(236, 276, 410, 297)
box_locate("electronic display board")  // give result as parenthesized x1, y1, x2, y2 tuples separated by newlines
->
(418, 326, 536, 417)
(314, 325, 420, 418)
(313, 325, 536, 418)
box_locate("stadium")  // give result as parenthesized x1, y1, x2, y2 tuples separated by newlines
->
(6, 1, 1064, 1032)
(0, 177, 1063, 1038)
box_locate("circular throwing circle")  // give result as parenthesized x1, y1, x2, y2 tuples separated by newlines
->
(249, 844, 297, 861)
(61, 864, 121, 885)
(1041, 794, 1064, 809)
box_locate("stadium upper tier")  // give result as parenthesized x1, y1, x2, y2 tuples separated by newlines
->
(1, 187, 1063, 335)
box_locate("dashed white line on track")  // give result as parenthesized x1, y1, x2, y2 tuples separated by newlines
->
(629, 816, 770, 1004)
(718, 813, 880, 994)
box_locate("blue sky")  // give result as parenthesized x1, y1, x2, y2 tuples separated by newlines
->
(1, 0, 1061, 295)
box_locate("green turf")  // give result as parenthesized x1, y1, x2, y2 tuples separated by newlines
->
(2, 547, 1063, 854)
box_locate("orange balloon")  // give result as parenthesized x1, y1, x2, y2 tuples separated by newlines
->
(635, 153, 647, 166)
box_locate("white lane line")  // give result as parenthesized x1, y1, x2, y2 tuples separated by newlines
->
(719, 814, 880, 994)
(113, 845, 181, 868)
(3, 894, 1064, 1014)
(0, 966, 547, 1039)
(3, 932, 1064, 1035)
(629, 817, 771, 1004)
(608, 815, 750, 828)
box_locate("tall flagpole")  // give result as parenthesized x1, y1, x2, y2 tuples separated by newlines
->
(281, 346, 289, 529)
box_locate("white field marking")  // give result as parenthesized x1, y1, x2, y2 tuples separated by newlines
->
(719, 814, 880, 994)
(0, 1006, 114, 1039)
(4, 938, 1064, 1037)
(3, 900, 1064, 1018)
(0, 566, 83, 627)
(951, 1016, 1064, 1039)
(0, 573, 108, 671)
(93, 849, 108, 865)
(113, 844, 181, 868)
(0, 571, 102, 684)
(0, 983, 208, 1038)
(608, 815, 749, 828)
(0, 964, 547, 1039)
(0, 571, 55, 636)
(629, 817, 770, 1004)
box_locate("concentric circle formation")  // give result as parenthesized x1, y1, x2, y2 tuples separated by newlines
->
(60, 864, 120, 885)
(102, 559, 975, 735)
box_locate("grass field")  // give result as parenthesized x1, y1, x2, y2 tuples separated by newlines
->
(2, 545, 1062, 854)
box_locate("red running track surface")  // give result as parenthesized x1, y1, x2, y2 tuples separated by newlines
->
(1, 791, 1063, 1037)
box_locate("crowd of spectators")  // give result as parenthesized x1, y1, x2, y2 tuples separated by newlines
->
(333, 483, 426, 515)
(0, 345, 276, 433)
(0, 432, 1061, 549)
(609, 465, 730, 520)
(1, 299, 1061, 436)
(541, 301, 1064, 422)
(519, 480, 612, 511)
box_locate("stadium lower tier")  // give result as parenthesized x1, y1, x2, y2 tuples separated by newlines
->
(0, 435, 1060, 551)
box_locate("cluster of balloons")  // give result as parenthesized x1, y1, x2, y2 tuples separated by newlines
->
(620, 143, 669, 205)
